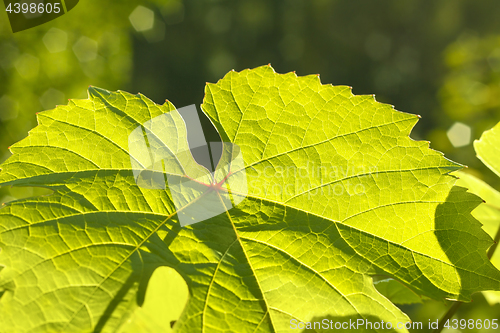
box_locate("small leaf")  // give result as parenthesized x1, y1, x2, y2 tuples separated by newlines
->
(454, 172, 500, 247)
(475, 122, 500, 179)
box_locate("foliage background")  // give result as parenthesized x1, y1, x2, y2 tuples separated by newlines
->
(1, 0, 500, 331)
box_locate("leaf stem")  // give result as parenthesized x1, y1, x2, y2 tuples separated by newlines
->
(433, 220, 500, 333)
(433, 301, 463, 333)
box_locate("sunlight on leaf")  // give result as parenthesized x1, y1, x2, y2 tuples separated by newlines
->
(453, 122, 500, 305)
(1, 66, 499, 332)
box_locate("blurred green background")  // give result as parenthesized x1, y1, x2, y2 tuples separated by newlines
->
(1, 0, 500, 331)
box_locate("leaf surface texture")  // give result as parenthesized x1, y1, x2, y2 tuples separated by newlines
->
(1, 66, 499, 332)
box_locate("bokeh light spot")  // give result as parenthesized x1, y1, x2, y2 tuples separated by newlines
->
(144, 20, 166, 43)
(40, 88, 65, 110)
(205, 7, 231, 33)
(73, 37, 98, 63)
(43, 28, 68, 53)
(14, 54, 39, 79)
(280, 34, 304, 61)
(129, 6, 155, 32)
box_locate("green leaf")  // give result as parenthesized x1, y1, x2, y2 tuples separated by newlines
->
(454, 171, 500, 306)
(1, 65, 500, 332)
(452, 122, 500, 305)
(454, 172, 500, 251)
(373, 279, 424, 305)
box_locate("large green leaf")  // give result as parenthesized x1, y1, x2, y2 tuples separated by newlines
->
(1, 65, 500, 332)
(117, 266, 189, 333)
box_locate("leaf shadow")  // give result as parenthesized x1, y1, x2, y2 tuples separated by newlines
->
(94, 224, 183, 332)
(434, 185, 500, 301)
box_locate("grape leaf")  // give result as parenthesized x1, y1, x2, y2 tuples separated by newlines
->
(1, 65, 500, 332)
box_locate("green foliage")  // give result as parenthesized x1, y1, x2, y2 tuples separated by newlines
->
(1, 66, 500, 332)
(475, 121, 500, 179)
(455, 121, 500, 306)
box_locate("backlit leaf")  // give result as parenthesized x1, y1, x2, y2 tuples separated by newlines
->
(1, 65, 499, 332)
